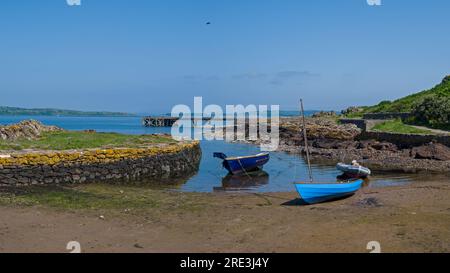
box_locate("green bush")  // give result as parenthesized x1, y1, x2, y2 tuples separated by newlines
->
(411, 95, 450, 129)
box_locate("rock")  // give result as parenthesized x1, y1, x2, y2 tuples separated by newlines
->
(355, 197, 382, 208)
(357, 140, 398, 152)
(72, 175, 81, 181)
(341, 106, 364, 115)
(0, 120, 63, 141)
(134, 243, 144, 249)
(312, 111, 338, 118)
(412, 143, 450, 161)
(313, 139, 358, 149)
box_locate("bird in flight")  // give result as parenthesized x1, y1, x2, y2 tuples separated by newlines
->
(206, 22, 211, 25)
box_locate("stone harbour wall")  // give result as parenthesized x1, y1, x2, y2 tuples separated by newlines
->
(358, 131, 450, 149)
(0, 142, 201, 187)
(362, 112, 413, 120)
(339, 118, 388, 131)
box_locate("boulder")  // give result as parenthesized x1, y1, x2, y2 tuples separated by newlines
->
(357, 140, 398, 152)
(412, 143, 450, 161)
(0, 120, 63, 141)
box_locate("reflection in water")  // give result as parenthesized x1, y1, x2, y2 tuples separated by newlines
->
(214, 171, 269, 192)
(96, 171, 199, 190)
(362, 178, 371, 188)
(336, 174, 371, 188)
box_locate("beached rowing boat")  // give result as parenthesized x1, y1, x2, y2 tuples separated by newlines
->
(293, 99, 364, 204)
(295, 179, 364, 204)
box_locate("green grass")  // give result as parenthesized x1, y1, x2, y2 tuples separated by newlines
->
(0, 184, 206, 213)
(0, 131, 176, 151)
(371, 119, 433, 134)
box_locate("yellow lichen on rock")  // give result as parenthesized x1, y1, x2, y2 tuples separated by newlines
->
(0, 141, 199, 167)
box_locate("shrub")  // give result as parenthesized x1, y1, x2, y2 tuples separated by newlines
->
(411, 95, 450, 129)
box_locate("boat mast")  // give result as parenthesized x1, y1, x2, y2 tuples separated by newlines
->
(300, 99, 314, 183)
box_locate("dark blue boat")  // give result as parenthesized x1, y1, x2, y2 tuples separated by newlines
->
(214, 152, 270, 175)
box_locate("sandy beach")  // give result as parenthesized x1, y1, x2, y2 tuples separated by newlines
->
(1, 179, 448, 253)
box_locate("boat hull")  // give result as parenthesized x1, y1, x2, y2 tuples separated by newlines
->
(295, 179, 364, 204)
(222, 153, 270, 175)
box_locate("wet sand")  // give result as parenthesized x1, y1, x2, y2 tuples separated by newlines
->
(0, 180, 449, 253)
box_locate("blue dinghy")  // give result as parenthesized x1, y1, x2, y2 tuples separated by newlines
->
(295, 179, 364, 204)
(293, 99, 364, 205)
(214, 152, 270, 175)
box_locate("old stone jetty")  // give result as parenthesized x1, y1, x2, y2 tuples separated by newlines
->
(142, 116, 242, 127)
(0, 120, 202, 187)
(0, 142, 201, 187)
(143, 116, 217, 127)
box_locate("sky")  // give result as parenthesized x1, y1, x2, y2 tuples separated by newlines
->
(0, 0, 449, 114)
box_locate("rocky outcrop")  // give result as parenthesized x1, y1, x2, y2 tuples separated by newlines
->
(341, 106, 364, 115)
(280, 117, 361, 141)
(279, 118, 450, 172)
(234, 117, 450, 173)
(285, 144, 450, 173)
(0, 120, 62, 141)
(412, 143, 450, 161)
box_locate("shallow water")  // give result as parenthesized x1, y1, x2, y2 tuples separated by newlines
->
(1, 116, 447, 192)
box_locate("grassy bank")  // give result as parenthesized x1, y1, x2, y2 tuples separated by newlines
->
(371, 119, 432, 134)
(359, 76, 449, 114)
(342, 76, 450, 124)
(0, 131, 176, 151)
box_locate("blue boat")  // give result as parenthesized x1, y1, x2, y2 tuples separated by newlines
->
(293, 99, 364, 204)
(214, 152, 270, 175)
(294, 180, 364, 204)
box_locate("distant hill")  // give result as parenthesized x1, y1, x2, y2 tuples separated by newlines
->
(0, 106, 136, 117)
(361, 75, 450, 113)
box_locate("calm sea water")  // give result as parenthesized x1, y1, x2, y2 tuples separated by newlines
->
(0, 115, 440, 192)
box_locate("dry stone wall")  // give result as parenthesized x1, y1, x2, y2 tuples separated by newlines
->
(0, 142, 201, 187)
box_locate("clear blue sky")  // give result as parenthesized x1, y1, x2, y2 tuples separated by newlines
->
(1, 0, 449, 113)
